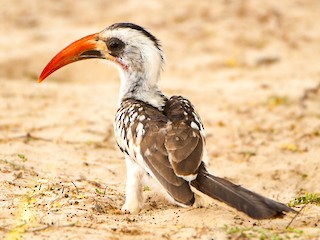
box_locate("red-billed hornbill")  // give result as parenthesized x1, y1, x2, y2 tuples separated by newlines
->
(38, 23, 294, 219)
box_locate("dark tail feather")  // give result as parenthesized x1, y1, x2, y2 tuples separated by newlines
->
(191, 163, 295, 219)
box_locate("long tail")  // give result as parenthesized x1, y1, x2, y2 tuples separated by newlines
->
(191, 163, 295, 219)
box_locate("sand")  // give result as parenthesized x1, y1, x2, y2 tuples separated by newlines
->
(0, 0, 320, 239)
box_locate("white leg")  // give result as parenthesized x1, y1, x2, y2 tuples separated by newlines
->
(121, 157, 144, 214)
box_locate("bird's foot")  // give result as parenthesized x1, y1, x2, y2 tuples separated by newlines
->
(121, 200, 142, 214)
(193, 193, 212, 208)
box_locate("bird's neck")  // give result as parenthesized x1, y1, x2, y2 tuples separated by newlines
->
(118, 64, 167, 110)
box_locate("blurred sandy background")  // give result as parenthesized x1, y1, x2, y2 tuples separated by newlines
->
(1, 0, 320, 239)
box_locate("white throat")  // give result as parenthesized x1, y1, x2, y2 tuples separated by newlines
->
(118, 65, 166, 109)
(117, 42, 166, 108)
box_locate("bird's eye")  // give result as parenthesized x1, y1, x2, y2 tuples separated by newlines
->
(106, 37, 125, 56)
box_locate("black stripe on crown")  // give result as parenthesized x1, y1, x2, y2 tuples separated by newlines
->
(107, 23, 161, 50)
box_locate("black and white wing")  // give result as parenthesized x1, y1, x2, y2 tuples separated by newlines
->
(115, 96, 205, 206)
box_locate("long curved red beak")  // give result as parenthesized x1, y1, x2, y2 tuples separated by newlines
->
(38, 33, 102, 83)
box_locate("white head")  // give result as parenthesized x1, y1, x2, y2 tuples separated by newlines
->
(100, 23, 165, 106)
(39, 23, 166, 108)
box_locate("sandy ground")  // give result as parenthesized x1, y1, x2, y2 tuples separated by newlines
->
(1, 0, 320, 239)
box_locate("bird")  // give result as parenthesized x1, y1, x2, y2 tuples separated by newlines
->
(38, 22, 295, 219)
